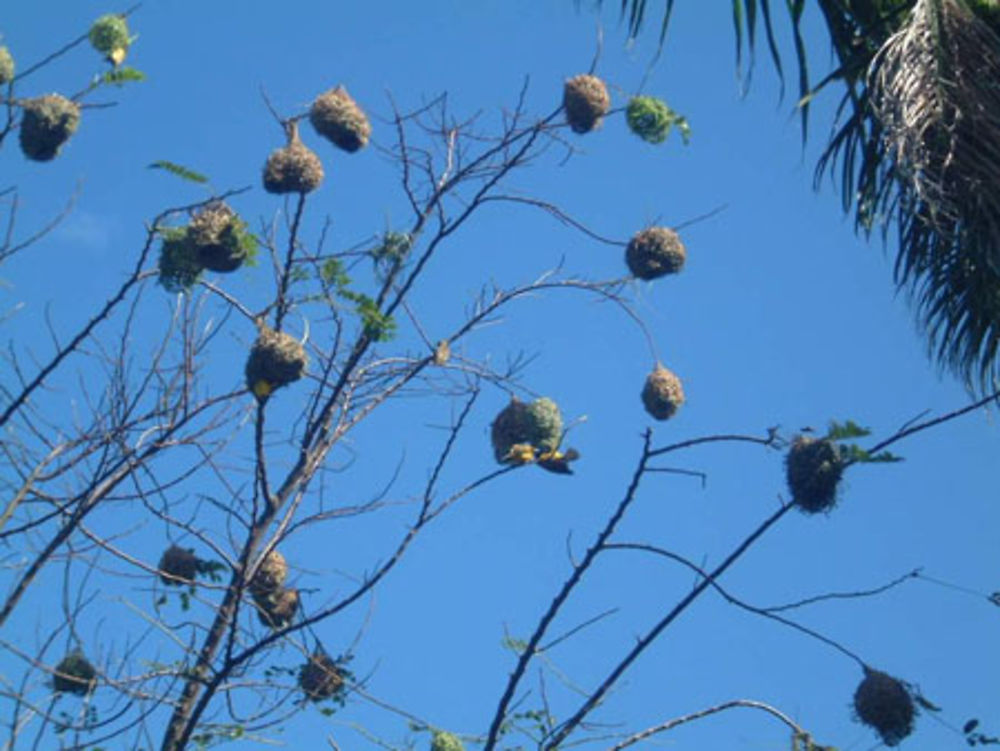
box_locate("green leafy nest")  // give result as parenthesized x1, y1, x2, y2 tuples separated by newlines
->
(626, 96, 673, 144)
(490, 397, 563, 463)
(88, 14, 130, 55)
(431, 731, 465, 751)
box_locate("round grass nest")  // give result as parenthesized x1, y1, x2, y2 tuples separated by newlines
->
(626, 96, 673, 144)
(245, 326, 308, 399)
(88, 14, 130, 63)
(249, 548, 288, 598)
(431, 731, 465, 751)
(299, 651, 345, 702)
(490, 397, 563, 464)
(310, 86, 371, 153)
(563, 74, 610, 134)
(263, 123, 324, 195)
(626, 227, 686, 280)
(189, 202, 256, 272)
(786, 436, 843, 514)
(853, 668, 916, 747)
(19, 94, 80, 162)
(641, 364, 685, 421)
(255, 586, 299, 629)
(53, 652, 97, 696)
(158, 544, 199, 586)
(0, 47, 14, 86)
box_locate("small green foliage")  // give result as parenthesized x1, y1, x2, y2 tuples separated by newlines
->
(501, 635, 529, 654)
(626, 96, 690, 145)
(371, 231, 412, 271)
(431, 731, 465, 751)
(356, 296, 397, 341)
(195, 558, 226, 583)
(825, 420, 902, 465)
(824, 419, 871, 441)
(148, 160, 209, 184)
(99, 66, 145, 87)
(320, 257, 351, 288)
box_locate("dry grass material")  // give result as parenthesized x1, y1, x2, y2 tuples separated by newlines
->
(310, 86, 371, 153)
(626, 227, 686, 280)
(19, 95, 80, 161)
(263, 122, 324, 194)
(641, 364, 684, 420)
(299, 651, 344, 701)
(563, 74, 611, 134)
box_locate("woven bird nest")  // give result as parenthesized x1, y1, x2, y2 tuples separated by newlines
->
(189, 202, 255, 272)
(431, 731, 465, 751)
(255, 586, 299, 629)
(158, 544, 199, 586)
(785, 436, 843, 514)
(563, 74, 610, 134)
(19, 94, 80, 162)
(641, 364, 685, 421)
(249, 548, 288, 598)
(299, 651, 345, 702)
(310, 86, 371, 153)
(88, 14, 130, 64)
(490, 397, 563, 464)
(626, 96, 674, 144)
(853, 668, 916, 747)
(0, 47, 14, 85)
(626, 227, 686, 280)
(157, 227, 203, 292)
(245, 326, 308, 399)
(263, 122, 324, 195)
(53, 652, 97, 696)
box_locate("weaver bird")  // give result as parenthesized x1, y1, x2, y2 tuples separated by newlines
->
(252, 379, 274, 400)
(537, 448, 580, 475)
(433, 339, 450, 365)
(501, 443, 537, 465)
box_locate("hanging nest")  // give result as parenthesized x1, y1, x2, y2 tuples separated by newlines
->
(88, 14, 130, 65)
(563, 74, 610, 134)
(626, 96, 674, 144)
(245, 325, 308, 399)
(641, 364, 685, 421)
(19, 94, 80, 162)
(298, 650, 345, 702)
(853, 668, 917, 747)
(309, 86, 371, 153)
(158, 544, 199, 586)
(157, 227, 202, 292)
(490, 397, 563, 464)
(0, 46, 14, 85)
(188, 202, 256, 272)
(53, 652, 97, 695)
(249, 548, 288, 598)
(431, 731, 465, 751)
(626, 227, 686, 280)
(255, 586, 299, 629)
(263, 122, 324, 195)
(785, 436, 843, 514)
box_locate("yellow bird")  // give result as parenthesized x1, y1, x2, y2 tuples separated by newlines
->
(502, 443, 537, 465)
(433, 339, 451, 366)
(252, 379, 274, 400)
(537, 448, 580, 475)
(108, 47, 127, 66)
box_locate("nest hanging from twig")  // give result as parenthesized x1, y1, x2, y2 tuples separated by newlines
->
(189, 202, 255, 272)
(158, 544, 199, 586)
(298, 650, 345, 702)
(626, 227, 686, 280)
(19, 94, 80, 161)
(490, 397, 563, 464)
(563, 74, 610, 134)
(310, 86, 371, 153)
(245, 326, 308, 399)
(263, 122, 324, 195)
(853, 667, 917, 746)
(431, 731, 465, 751)
(785, 436, 843, 514)
(53, 652, 97, 695)
(255, 586, 299, 629)
(641, 364, 685, 421)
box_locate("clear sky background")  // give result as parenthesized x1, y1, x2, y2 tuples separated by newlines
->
(1, 2, 997, 751)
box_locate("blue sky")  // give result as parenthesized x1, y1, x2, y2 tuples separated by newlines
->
(1, 2, 997, 751)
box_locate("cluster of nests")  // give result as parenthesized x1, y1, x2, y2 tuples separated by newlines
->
(157, 202, 258, 292)
(7, 15, 132, 163)
(262, 86, 370, 195)
(249, 549, 300, 630)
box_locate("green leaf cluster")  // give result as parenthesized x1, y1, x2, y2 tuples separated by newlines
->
(824, 420, 902, 465)
(319, 257, 397, 342)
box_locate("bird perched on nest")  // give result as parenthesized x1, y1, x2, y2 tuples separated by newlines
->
(501, 444, 580, 474)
